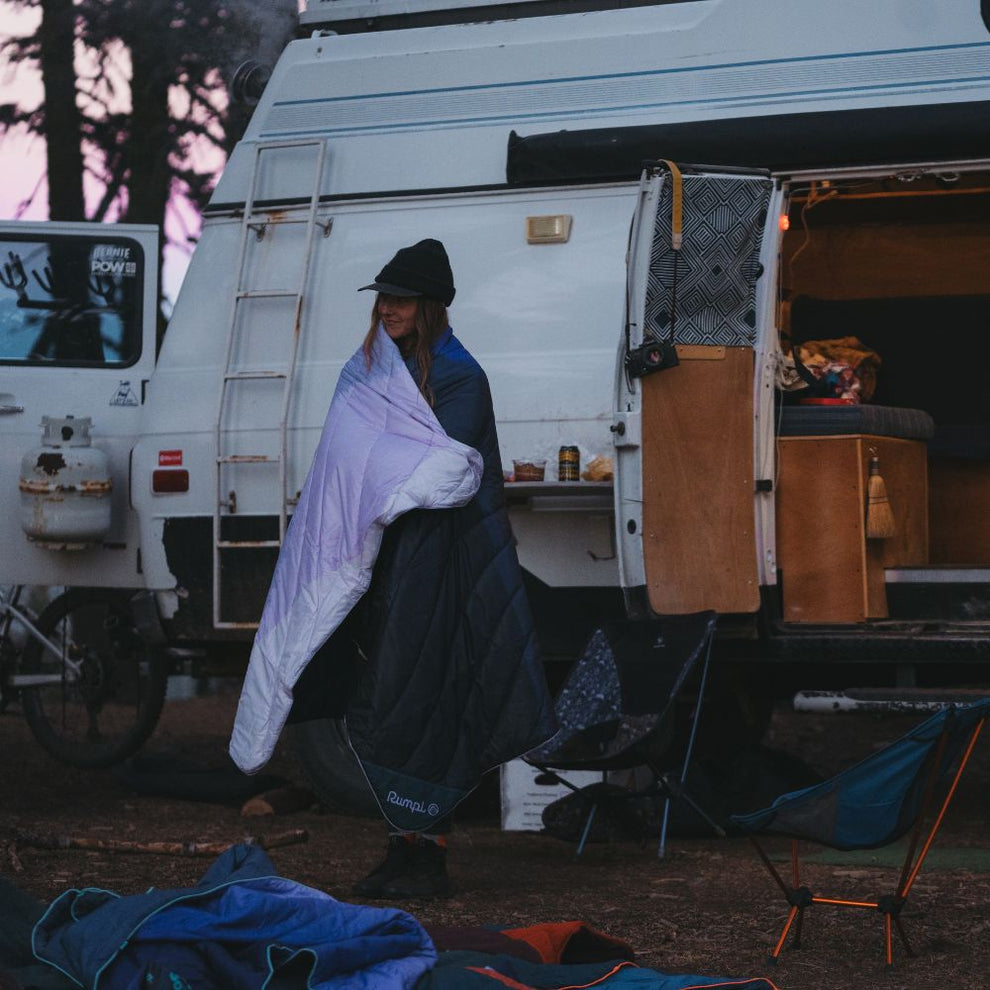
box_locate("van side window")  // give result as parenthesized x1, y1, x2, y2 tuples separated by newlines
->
(0, 234, 144, 368)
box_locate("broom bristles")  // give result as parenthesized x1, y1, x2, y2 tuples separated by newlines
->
(866, 462, 896, 539)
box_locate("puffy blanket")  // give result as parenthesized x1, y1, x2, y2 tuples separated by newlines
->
(423, 954, 779, 989)
(233, 325, 556, 831)
(229, 325, 483, 776)
(421, 921, 780, 990)
(31, 845, 435, 989)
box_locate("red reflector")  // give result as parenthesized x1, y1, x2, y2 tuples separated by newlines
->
(152, 469, 189, 493)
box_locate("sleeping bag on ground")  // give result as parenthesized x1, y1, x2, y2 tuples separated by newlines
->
(31, 844, 435, 989)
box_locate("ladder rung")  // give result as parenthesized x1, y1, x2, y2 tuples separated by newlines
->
(217, 540, 281, 549)
(215, 137, 326, 633)
(235, 289, 298, 300)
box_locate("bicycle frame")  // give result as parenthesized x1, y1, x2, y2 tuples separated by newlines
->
(0, 586, 82, 687)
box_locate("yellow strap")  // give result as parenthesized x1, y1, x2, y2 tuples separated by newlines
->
(656, 159, 683, 250)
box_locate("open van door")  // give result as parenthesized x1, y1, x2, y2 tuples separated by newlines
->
(0, 221, 159, 588)
(613, 163, 777, 616)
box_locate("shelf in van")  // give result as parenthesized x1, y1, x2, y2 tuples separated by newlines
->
(504, 481, 613, 512)
(885, 568, 990, 584)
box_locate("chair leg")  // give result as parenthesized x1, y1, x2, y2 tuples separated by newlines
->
(654, 625, 721, 858)
(658, 795, 672, 859)
(655, 774, 725, 859)
(771, 905, 802, 963)
(576, 802, 598, 857)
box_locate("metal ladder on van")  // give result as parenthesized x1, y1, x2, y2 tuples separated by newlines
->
(212, 139, 329, 629)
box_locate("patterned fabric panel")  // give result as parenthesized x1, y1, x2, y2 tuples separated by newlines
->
(645, 174, 771, 348)
(525, 628, 622, 762)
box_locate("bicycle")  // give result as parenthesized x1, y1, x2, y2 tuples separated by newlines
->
(0, 585, 168, 768)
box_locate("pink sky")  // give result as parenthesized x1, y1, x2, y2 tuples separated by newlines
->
(0, 4, 195, 304)
(0, 4, 245, 305)
(1, 2, 307, 303)
(1, 6, 46, 220)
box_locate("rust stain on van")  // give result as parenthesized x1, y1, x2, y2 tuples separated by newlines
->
(80, 479, 113, 495)
(19, 479, 60, 494)
(18, 478, 111, 495)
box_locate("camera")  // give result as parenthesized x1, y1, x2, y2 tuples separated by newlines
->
(625, 339, 679, 378)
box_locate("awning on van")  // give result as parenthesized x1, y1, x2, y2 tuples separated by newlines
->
(506, 100, 990, 183)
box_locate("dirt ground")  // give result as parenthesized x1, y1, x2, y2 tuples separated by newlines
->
(2, 681, 988, 990)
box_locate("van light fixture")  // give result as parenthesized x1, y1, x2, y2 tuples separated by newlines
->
(526, 215, 572, 244)
(779, 214, 790, 231)
(152, 469, 189, 494)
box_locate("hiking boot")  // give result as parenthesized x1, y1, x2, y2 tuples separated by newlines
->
(381, 838, 451, 899)
(352, 834, 415, 897)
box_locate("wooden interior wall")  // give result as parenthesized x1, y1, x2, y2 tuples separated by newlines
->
(776, 435, 928, 623)
(640, 345, 759, 615)
(929, 458, 990, 564)
(782, 222, 990, 299)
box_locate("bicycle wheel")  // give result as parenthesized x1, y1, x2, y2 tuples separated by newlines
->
(20, 589, 168, 768)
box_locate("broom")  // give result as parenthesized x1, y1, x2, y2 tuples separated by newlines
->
(866, 448, 896, 539)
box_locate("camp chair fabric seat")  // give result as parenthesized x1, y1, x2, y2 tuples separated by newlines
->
(732, 699, 990, 850)
(525, 611, 719, 857)
(730, 697, 990, 967)
(527, 612, 715, 770)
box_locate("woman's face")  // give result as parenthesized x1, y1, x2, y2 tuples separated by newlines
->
(378, 294, 419, 342)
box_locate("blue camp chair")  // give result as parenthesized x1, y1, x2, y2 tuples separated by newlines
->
(730, 698, 990, 968)
(525, 611, 723, 858)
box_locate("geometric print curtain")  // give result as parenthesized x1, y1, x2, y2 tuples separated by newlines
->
(644, 173, 772, 348)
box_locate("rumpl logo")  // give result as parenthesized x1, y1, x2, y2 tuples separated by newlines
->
(385, 791, 442, 818)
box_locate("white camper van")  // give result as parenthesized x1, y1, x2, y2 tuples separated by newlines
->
(4, 0, 990, 781)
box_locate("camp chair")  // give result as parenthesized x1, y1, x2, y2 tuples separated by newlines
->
(730, 697, 990, 968)
(525, 610, 724, 859)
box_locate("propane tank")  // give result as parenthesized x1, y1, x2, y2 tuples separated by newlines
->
(19, 415, 113, 549)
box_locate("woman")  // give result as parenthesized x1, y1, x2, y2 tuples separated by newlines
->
(285, 238, 556, 899)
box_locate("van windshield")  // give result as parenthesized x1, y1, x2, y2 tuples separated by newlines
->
(0, 233, 144, 368)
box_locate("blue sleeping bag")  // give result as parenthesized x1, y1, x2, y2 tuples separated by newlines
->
(32, 844, 436, 989)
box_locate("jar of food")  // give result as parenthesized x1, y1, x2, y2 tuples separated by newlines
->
(558, 445, 580, 482)
(512, 459, 546, 482)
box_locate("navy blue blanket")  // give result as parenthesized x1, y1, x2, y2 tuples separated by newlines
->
(31, 845, 435, 989)
(297, 328, 557, 831)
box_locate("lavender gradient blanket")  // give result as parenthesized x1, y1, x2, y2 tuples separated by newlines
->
(229, 326, 482, 774)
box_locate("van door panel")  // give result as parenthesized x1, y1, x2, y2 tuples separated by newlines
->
(617, 166, 772, 615)
(641, 345, 758, 614)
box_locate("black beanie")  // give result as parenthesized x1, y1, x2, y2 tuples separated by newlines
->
(359, 238, 456, 306)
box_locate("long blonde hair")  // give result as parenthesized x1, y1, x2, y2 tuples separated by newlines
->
(363, 296, 449, 405)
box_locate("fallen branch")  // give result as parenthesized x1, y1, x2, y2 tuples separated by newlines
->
(14, 828, 308, 858)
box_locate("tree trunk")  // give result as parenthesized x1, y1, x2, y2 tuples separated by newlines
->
(124, 11, 173, 344)
(38, 0, 86, 220)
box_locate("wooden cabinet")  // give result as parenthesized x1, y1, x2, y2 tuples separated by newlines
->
(776, 435, 928, 623)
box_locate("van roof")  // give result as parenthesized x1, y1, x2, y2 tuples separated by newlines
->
(299, 0, 694, 33)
